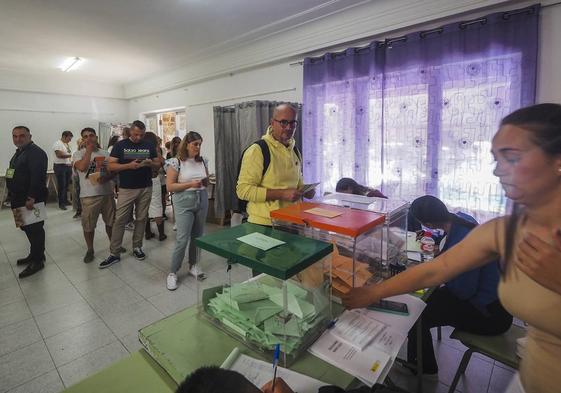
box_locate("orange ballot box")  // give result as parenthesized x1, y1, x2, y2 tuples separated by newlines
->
(271, 202, 405, 296)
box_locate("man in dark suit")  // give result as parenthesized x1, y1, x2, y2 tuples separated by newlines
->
(7, 126, 48, 278)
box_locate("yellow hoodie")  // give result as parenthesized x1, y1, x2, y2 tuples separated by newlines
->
(236, 127, 303, 226)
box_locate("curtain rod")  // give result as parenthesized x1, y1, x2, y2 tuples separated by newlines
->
(290, 4, 542, 66)
(188, 88, 296, 108)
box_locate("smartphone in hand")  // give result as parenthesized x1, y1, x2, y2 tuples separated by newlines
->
(367, 300, 409, 315)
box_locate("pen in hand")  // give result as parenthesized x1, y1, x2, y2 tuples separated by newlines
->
(271, 343, 280, 391)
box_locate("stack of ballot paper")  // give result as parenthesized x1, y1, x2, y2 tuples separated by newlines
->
(330, 310, 387, 351)
(206, 280, 328, 355)
(327, 245, 373, 295)
(309, 294, 426, 386)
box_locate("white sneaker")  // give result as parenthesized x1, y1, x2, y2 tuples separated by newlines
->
(166, 273, 178, 291)
(189, 264, 206, 280)
(173, 225, 177, 231)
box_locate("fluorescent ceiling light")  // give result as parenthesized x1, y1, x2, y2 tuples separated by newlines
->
(59, 57, 84, 72)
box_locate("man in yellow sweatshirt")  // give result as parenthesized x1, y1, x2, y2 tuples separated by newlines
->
(236, 104, 314, 226)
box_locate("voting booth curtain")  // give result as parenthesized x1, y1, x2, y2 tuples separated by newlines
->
(213, 101, 303, 219)
(302, 4, 539, 222)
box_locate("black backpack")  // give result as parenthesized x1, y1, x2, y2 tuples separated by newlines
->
(235, 139, 301, 214)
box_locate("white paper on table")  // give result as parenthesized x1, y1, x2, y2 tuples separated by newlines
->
(330, 310, 387, 351)
(237, 232, 286, 251)
(12, 202, 47, 228)
(222, 348, 327, 393)
(308, 330, 390, 386)
(355, 294, 426, 336)
(370, 329, 406, 358)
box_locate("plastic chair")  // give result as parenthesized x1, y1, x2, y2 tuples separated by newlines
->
(447, 324, 526, 393)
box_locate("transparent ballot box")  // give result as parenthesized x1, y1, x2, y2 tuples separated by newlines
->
(270, 201, 394, 296)
(320, 193, 410, 269)
(194, 222, 333, 366)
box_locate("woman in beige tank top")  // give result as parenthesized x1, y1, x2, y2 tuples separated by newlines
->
(342, 103, 561, 393)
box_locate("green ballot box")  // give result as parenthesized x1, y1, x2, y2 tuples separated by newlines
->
(195, 223, 334, 366)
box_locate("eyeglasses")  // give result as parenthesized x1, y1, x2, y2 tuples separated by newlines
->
(273, 119, 299, 128)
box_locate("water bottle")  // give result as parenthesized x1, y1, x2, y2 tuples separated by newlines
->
(420, 231, 435, 261)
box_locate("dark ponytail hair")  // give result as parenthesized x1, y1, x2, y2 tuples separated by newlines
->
(498, 103, 561, 271)
(335, 177, 373, 195)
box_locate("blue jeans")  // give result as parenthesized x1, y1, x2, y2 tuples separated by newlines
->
(170, 189, 208, 273)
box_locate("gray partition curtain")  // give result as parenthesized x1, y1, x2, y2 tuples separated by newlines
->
(213, 100, 302, 218)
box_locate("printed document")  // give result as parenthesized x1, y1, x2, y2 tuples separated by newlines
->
(308, 331, 390, 386)
(12, 202, 47, 228)
(309, 294, 426, 385)
(221, 348, 327, 393)
(330, 310, 387, 351)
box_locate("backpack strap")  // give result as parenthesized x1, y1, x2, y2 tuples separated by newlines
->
(293, 145, 302, 165)
(254, 139, 270, 176)
(254, 140, 300, 176)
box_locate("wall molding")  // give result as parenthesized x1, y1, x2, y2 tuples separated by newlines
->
(187, 88, 297, 108)
(0, 108, 116, 116)
(124, 0, 518, 99)
(0, 87, 127, 101)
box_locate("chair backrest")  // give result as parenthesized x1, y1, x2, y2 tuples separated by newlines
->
(450, 324, 526, 368)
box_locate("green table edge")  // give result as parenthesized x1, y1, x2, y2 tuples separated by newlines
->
(61, 349, 177, 393)
(139, 305, 355, 388)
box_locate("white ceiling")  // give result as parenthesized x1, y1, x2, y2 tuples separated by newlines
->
(0, 0, 370, 85)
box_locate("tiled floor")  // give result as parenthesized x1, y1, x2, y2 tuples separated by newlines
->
(0, 207, 517, 392)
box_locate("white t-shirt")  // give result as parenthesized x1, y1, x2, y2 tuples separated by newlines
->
(166, 157, 207, 190)
(52, 140, 72, 165)
(73, 149, 114, 197)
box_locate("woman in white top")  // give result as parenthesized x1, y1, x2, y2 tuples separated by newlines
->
(165, 131, 209, 290)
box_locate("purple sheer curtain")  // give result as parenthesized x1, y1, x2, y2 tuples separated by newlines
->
(302, 5, 538, 222)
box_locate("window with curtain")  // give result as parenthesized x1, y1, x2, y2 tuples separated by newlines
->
(302, 5, 538, 222)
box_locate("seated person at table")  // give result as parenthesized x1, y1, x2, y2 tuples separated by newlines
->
(405, 195, 512, 375)
(335, 178, 387, 198)
(176, 366, 380, 393)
